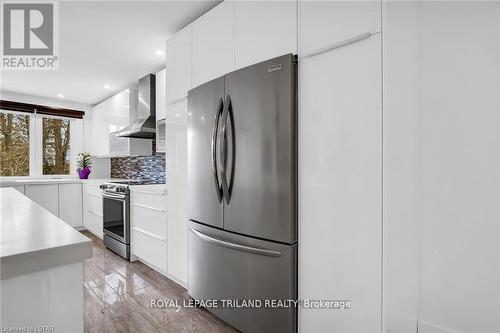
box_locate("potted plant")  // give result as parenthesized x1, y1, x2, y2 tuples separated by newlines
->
(76, 152, 92, 179)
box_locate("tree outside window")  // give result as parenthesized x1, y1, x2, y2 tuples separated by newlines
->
(42, 117, 71, 175)
(0, 111, 30, 176)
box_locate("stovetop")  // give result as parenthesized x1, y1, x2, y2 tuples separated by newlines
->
(100, 180, 165, 194)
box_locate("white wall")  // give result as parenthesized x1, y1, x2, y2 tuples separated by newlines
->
(384, 2, 500, 332)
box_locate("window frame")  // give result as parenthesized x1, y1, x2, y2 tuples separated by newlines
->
(0, 110, 79, 179)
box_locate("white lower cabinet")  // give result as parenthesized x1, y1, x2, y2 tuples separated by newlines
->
(130, 190, 167, 272)
(8, 185, 25, 194)
(83, 184, 103, 238)
(6, 183, 83, 228)
(166, 178, 187, 284)
(58, 184, 83, 228)
(25, 184, 59, 217)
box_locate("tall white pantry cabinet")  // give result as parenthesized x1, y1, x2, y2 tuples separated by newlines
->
(299, 1, 382, 332)
(165, 0, 383, 331)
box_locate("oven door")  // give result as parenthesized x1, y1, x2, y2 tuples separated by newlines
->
(103, 192, 129, 244)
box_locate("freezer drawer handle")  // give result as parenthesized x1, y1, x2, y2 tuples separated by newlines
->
(190, 227, 282, 257)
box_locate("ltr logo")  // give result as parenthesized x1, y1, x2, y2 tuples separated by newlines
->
(3, 3, 54, 55)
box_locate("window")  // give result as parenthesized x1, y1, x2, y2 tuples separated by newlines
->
(42, 117, 71, 175)
(0, 100, 84, 178)
(0, 111, 30, 176)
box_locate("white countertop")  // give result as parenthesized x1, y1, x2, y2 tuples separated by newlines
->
(0, 178, 129, 187)
(0, 188, 92, 280)
(0, 178, 83, 186)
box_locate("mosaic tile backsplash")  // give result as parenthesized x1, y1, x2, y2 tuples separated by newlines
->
(111, 153, 165, 183)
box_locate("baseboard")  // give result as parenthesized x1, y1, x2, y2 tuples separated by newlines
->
(74, 226, 86, 231)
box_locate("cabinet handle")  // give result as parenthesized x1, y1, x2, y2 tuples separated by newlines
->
(168, 96, 187, 105)
(131, 227, 165, 241)
(132, 203, 165, 212)
(302, 31, 381, 59)
(131, 189, 166, 195)
(87, 209, 102, 217)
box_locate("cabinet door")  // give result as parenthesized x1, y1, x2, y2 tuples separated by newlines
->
(7, 185, 24, 194)
(90, 101, 110, 156)
(25, 184, 59, 216)
(91, 89, 133, 156)
(166, 28, 192, 102)
(156, 68, 167, 119)
(192, 1, 234, 88)
(166, 100, 188, 179)
(83, 185, 103, 238)
(166, 99, 189, 284)
(234, 0, 297, 69)
(58, 184, 83, 228)
(299, 0, 381, 55)
(299, 35, 382, 331)
(167, 177, 187, 284)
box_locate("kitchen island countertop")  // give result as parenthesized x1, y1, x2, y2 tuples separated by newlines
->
(0, 188, 92, 280)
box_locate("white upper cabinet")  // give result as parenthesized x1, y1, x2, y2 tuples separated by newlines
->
(156, 68, 167, 153)
(299, 0, 381, 55)
(192, 1, 235, 88)
(234, 0, 297, 69)
(166, 27, 192, 103)
(91, 88, 151, 157)
(90, 89, 131, 156)
(155, 68, 167, 120)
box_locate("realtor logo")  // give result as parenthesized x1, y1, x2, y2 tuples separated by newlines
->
(1, 1, 59, 69)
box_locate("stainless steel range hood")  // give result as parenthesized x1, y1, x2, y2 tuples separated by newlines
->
(116, 74, 156, 139)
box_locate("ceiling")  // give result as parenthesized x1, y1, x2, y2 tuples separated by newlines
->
(0, 1, 220, 106)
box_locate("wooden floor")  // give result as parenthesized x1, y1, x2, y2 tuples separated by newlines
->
(81, 231, 238, 333)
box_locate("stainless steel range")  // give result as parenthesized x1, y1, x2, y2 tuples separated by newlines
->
(100, 181, 132, 259)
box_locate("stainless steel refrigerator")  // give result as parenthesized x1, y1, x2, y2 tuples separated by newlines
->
(187, 54, 297, 333)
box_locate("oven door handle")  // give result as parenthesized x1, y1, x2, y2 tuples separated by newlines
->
(102, 192, 127, 200)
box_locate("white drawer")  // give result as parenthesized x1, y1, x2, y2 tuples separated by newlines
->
(131, 204, 166, 237)
(130, 191, 166, 211)
(84, 184, 102, 197)
(85, 210, 103, 238)
(131, 228, 166, 271)
(85, 194, 103, 217)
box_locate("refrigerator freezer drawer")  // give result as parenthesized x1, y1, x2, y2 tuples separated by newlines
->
(188, 221, 297, 333)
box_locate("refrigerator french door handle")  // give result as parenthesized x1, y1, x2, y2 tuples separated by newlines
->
(219, 95, 233, 204)
(189, 227, 282, 257)
(211, 98, 224, 203)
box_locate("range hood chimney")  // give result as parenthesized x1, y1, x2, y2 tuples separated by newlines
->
(116, 74, 156, 139)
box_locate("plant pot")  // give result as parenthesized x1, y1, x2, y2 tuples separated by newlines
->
(77, 167, 91, 179)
